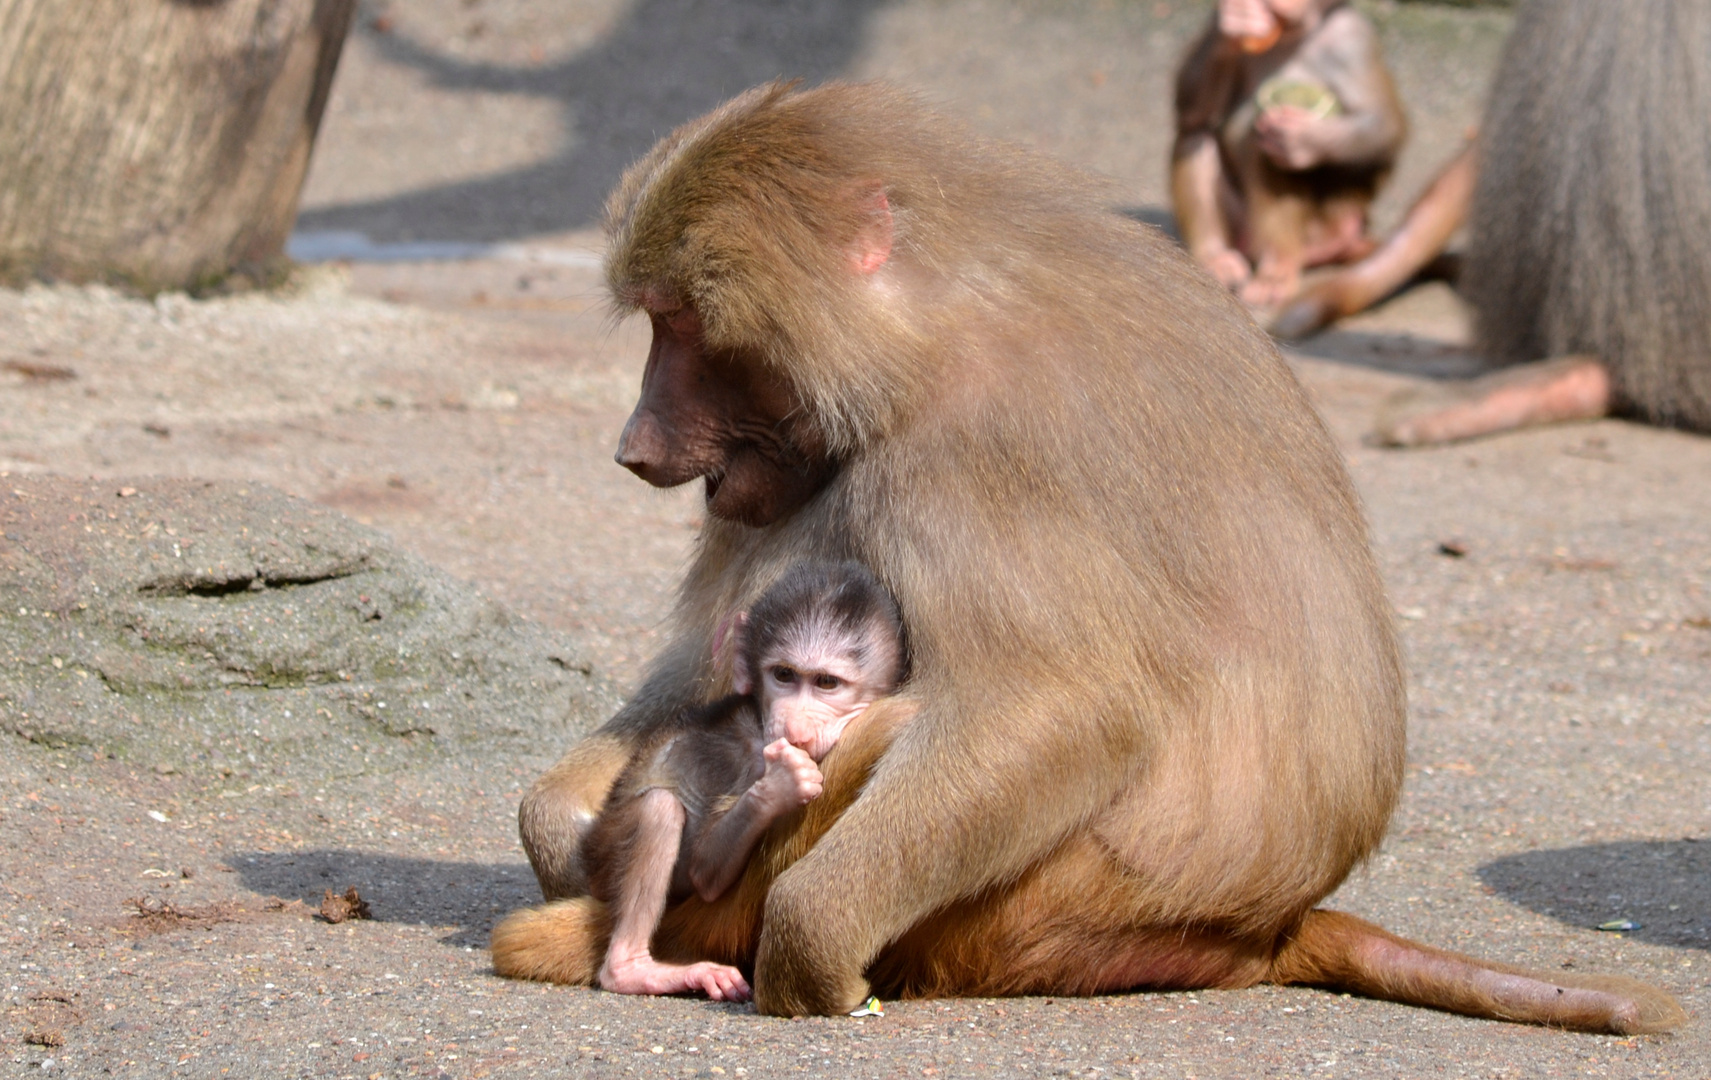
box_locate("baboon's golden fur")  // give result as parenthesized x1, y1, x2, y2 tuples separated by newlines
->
(497, 82, 1682, 1032)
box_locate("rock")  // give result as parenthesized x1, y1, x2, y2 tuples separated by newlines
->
(0, 476, 615, 776)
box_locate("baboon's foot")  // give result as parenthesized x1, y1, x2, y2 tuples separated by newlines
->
(1375, 356, 1610, 447)
(1301, 211, 1376, 268)
(599, 955, 752, 1001)
(1240, 263, 1302, 310)
(1270, 284, 1340, 340)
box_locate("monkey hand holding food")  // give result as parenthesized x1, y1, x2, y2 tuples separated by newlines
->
(1253, 103, 1330, 171)
(1253, 88, 1399, 177)
(1173, 0, 1406, 308)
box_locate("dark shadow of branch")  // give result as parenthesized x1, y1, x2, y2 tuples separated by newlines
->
(297, 0, 887, 242)
(1283, 328, 1492, 379)
(232, 849, 539, 948)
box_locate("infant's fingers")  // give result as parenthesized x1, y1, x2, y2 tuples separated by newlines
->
(790, 745, 821, 768)
(787, 766, 822, 790)
(723, 969, 752, 1000)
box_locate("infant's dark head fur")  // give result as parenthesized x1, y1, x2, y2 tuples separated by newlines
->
(742, 561, 906, 697)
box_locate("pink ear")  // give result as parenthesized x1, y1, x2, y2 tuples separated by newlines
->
(717, 611, 753, 694)
(849, 184, 893, 275)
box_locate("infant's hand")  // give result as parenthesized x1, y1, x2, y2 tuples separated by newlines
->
(750, 739, 824, 815)
(1255, 106, 1323, 171)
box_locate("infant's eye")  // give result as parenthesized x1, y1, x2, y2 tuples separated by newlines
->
(771, 666, 797, 685)
(814, 674, 841, 692)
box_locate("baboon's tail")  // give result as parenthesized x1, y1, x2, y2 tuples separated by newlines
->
(1270, 909, 1685, 1034)
(490, 898, 611, 985)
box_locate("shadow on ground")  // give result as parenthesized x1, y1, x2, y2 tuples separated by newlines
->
(233, 850, 542, 948)
(1109, 211, 1492, 383)
(1120, 205, 1179, 243)
(1479, 840, 1711, 951)
(299, 0, 887, 242)
(1286, 328, 1491, 380)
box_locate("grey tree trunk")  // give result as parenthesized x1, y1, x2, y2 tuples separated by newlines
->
(0, 0, 357, 292)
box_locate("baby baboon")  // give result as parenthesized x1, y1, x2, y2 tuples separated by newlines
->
(583, 562, 903, 1000)
(1173, 0, 1406, 307)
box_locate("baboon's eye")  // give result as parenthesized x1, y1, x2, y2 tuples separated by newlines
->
(662, 307, 700, 338)
(814, 674, 841, 692)
(771, 666, 798, 685)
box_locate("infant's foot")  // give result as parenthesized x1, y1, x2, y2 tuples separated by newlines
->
(600, 956, 752, 1001)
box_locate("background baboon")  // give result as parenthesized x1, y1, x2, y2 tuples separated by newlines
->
(1172, 0, 1406, 307)
(500, 82, 1682, 1033)
(1274, 0, 1711, 445)
(575, 561, 904, 1001)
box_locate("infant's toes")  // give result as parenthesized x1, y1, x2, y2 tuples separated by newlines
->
(722, 972, 753, 1003)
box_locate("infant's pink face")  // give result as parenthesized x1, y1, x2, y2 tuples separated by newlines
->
(760, 656, 872, 762)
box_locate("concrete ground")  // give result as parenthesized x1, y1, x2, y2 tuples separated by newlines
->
(3, 1, 1707, 1077)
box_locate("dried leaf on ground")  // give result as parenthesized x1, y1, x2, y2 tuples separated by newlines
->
(320, 886, 372, 924)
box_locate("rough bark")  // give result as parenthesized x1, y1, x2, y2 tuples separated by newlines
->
(0, 0, 356, 292)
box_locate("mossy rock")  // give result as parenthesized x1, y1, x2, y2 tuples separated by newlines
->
(0, 477, 616, 778)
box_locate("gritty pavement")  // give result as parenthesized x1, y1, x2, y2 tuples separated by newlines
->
(3, 1, 1708, 1077)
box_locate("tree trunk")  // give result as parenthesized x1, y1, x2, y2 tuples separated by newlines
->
(0, 0, 356, 292)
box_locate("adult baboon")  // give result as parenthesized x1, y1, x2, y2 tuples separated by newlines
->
(498, 82, 1682, 1033)
(1273, 0, 1711, 445)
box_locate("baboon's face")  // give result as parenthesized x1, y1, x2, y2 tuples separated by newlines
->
(615, 306, 832, 528)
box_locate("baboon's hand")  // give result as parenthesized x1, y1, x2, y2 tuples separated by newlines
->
(752, 860, 871, 1016)
(1255, 105, 1325, 171)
